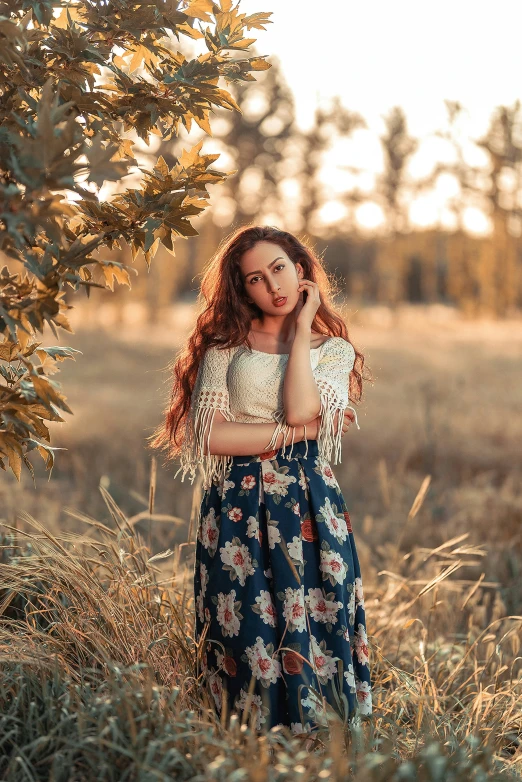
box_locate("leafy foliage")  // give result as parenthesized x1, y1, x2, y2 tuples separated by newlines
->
(0, 0, 271, 480)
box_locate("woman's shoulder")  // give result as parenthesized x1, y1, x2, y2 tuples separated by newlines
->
(203, 343, 239, 358)
(198, 344, 238, 382)
(320, 335, 355, 355)
(317, 337, 356, 374)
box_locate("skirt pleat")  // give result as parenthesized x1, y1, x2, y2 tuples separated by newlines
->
(193, 439, 372, 735)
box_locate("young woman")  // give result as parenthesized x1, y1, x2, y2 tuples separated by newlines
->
(151, 225, 372, 737)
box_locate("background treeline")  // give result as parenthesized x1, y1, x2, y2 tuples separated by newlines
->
(34, 55, 520, 321)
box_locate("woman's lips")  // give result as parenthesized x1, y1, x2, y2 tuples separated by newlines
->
(273, 296, 287, 307)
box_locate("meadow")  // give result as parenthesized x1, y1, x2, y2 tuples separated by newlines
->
(1, 300, 521, 779)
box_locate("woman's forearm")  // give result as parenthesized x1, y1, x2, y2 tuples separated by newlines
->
(207, 419, 313, 457)
(283, 324, 321, 426)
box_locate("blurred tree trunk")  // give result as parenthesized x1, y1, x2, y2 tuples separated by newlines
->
(439, 101, 522, 316)
(300, 97, 366, 236)
(375, 107, 418, 315)
(477, 103, 522, 315)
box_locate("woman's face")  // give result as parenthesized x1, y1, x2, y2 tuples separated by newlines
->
(239, 241, 304, 315)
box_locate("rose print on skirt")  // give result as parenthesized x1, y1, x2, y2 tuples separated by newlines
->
(193, 439, 372, 735)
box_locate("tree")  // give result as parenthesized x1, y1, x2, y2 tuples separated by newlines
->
(377, 106, 418, 235)
(216, 54, 296, 227)
(434, 101, 522, 315)
(0, 0, 271, 481)
(300, 97, 366, 236)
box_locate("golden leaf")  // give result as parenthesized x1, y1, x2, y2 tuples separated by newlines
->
(101, 262, 133, 292)
(34, 351, 60, 376)
(154, 156, 169, 178)
(243, 12, 273, 31)
(176, 22, 204, 40)
(183, 0, 215, 21)
(128, 44, 160, 74)
(52, 6, 85, 29)
(248, 56, 271, 71)
(193, 112, 213, 136)
(179, 139, 205, 170)
(112, 54, 127, 68)
(0, 434, 23, 482)
(37, 445, 54, 470)
(52, 313, 73, 332)
(114, 138, 136, 162)
(28, 403, 64, 422)
(128, 45, 146, 73)
(32, 375, 55, 405)
(0, 341, 19, 361)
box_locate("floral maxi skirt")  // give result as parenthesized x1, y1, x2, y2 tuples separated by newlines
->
(193, 439, 372, 735)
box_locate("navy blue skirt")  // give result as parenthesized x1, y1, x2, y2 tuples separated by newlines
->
(193, 438, 372, 735)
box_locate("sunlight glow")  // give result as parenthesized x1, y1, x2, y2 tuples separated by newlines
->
(318, 201, 349, 225)
(356, 202, 385, 230)
(463, 207, 492, 236)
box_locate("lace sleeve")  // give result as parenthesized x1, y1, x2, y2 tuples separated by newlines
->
(311, 337, 360, 465)
(174, 345, 236, 488)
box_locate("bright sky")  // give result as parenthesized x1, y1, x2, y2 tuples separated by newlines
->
(239, 0, 522, 233)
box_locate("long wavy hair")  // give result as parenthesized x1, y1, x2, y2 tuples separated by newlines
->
(148, 225, 371, 463)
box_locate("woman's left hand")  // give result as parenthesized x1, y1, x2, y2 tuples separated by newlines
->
(295, 279, 321, 330)
(340, 408, 356, 435)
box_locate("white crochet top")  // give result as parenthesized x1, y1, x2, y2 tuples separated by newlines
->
(174, 336, 360, 489)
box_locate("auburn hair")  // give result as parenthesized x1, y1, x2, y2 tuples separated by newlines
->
(147, 224, 371, 464)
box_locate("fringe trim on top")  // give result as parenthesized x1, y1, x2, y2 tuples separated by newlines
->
(263, 408, 290, 454)
(262, 408, 310, 460)
(174, 387, 237, 489)
(315, 379, 360, 466)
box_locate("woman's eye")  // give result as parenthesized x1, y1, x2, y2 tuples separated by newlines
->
(250, 264, 284, 284)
